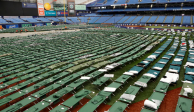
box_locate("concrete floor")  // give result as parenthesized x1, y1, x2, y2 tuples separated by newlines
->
(0, 29, 81, 38)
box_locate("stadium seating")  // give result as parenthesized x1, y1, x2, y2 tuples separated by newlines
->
(182, 16, 191, 25)
(173, 16, 182, 23)
(68, 17, 80, 23)
(5, 18, 25, 23)
(88, 17, 100, 23)
(139, 16, 150, 24)
(147, 16, 158, 23)
(95, 17, 112, 23)
(117, 16, 130, 23)
(46, 17, 60, 22)
(124, 16, 136, 23)
(104, 16, 124, 23)
(78, 17, 89, 23)
(35, 18, 50, 22)
(164, 16, 173, 23)
(131, 16, 143, 24)
(155, 16, 165, 23)
(0, 18, 8, 24)
(21, 17, 39, 22)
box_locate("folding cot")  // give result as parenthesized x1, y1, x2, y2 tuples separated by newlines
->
(154, 50, 163, 54)
(106, 101, 128, 112)
(184, 62, 194, 68)
(143, 69, 160, 79)
(126, 66, 144, 76)
(171, 60, 183, 66)
(137, 61, 150, 68)
(154, 81, 169, 93)
(151, 63, 165, 71)
(177, 51, 186, 57)
(168, 65, 180, 73)
(2, 96, 37, 112)
(144, 57, 155, 62)
(179, 83, 194, 97)
(115, 74, 131, 84)
(68, 77, 91, 90)
(119, 85, 140, 103)
(43, 86, 74, 105)
(184, 75, 194, 83)
(157, 59, 169, 64)
(78, 93, 109, 112)
(188, 54, 194, 58)
(93, 76, 111, 88)
(31, 83, 61, 98)
(175, 97, 193, 112)
(185, 67, 194, 75)
(62, 89, 91, 109)
(166, 51, 175, 56)
(87, 70, 104, 79)
(134, 76, 152, 88)
(151, 53, 160, 58)
(143, 92, 165, 111)
(50, 105, 69, 112)
(24, 100, 50, 112)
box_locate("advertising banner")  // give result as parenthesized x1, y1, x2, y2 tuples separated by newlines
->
(0, 25, 2, 29)
(22, 24, 32, 28)
(68, 1, 75, 16)
(75, 5, 86, 10)
(22, 2, 37, 8)
(6, 25, 19, 29)
(37, 0, 45, 16)
(57, 11, 68, 16)
(35, 23, 44, 26)
(45, 10, 56, 16)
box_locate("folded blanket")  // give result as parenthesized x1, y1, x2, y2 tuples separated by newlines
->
(39, 86, 53, 95)
(53, 89, 69, 98)
(179, 102, 188, 112)
(75, 91, 89, 98)
(160, 83, 168, 90)
(91, 96, 104, 104)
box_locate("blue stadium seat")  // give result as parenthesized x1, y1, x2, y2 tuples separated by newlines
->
(104, 16, 124, 23)
(131, 16, 143, 24)
(117, 16, 130, 23)
(155, 16, 165, 23)
(103, 0, 115, 6)
(57, 17, 72, 23)
(67, 17, 80, 23)
(35, 18, 50, 22)
(114, 0, 127, 4)
(164, 16, 173, 23)
(79, 17, 89, 23)
(182, 16, 191, 25)
(21, 17, 39, 22)
(5, 18, 25, 23)
(46, 17, 60, 22)
(173, 16, 182, 23)
(147, 16, 158, 23)
(139, 16, 150, 24)
(0, 18, 8, 24)
(95, 17, 112, 23)
(88, 17, 100, 23)
(124, 16, 136, 23)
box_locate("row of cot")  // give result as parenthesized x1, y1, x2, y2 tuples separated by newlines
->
(0, 29, 159, 111)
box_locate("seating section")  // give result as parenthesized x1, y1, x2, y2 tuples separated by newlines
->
(140, 16, 150, 24)
(131, 16, 143, 24)
(164, 16, 173, 23)
(173, 16, 182, 23)
(68, 17, 80, 23)
(46, 17, 60, 22)
(124, 16, 136, 23)
(5, 18, 25, 23)
(117, 16, 130, 23)
(104, 16, 124, 23)
(182, 16, 191, 25)
(78, 17, 89, 23)
(95, 17, 111, 23)
(21, 17, 39, 22)
(35, 18, 50, 22)
(155, 16, 165, 23)
(0, 18, 8, 24)
(147, 16, 158, 23)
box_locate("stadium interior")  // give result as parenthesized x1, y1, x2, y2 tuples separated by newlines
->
(0, 0, 194, 112)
